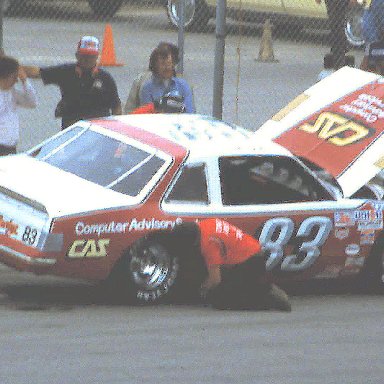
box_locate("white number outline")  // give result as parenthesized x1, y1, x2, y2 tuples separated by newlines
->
(258, 217, 332, 272)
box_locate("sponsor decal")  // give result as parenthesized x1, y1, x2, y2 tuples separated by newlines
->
(67, 239, 110, 258)
(345, 243, 360, 256)
(340, 93, 384, 124)
(334, 228, 349, 240)
(75, 218, 183, 237)
(335, 203, 383, 231)
(298, 112, 371, 146)
(360, 230, 375, 245)
(76, 221, 130, 237)
(128, 217, 182, 231)
(334, 211, 355, 227)
(314, 265, 342, 279)
(355, 202, 383, 231)
(345, 256, 365, 267)
(340, 267, 361, 276)
(0, 215, 18, 236)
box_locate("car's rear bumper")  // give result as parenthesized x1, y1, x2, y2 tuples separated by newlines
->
(0, 237, 57, 273)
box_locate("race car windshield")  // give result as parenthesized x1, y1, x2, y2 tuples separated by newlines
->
(30, 128, 166, 197)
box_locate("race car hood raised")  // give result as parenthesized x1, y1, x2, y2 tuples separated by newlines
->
(255, 67, 384, 197)
(0, 155, 135, 217)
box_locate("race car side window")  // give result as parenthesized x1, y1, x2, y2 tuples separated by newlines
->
(220, 156, 332, 205)
(164, 164, 209, 204)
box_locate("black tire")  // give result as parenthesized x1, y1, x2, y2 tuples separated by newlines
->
(166, 0, 211, 32)
(87, 0, 123, 18)
(345, 5, 365, 48)
(2, 0, 24, 14)
(108, 232, 206, 304)
(360, 234, 384, 293)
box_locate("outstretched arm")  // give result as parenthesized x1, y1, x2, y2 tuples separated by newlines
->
(14, 67, 37, 108)
(22, 65, 42, 79)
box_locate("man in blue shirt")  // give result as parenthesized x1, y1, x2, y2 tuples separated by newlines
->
(360, 1, 384, 70)
(139, 44, 195, 113)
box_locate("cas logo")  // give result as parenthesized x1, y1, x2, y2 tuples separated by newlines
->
(67, 239, 110, 259)
(0, 215, 18, 236)
(299, 112, 371, 146)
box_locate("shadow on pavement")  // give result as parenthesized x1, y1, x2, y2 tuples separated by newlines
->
(0, 276, 378, 312)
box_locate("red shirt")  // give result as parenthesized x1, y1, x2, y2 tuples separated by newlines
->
(198, 218, 261, 267)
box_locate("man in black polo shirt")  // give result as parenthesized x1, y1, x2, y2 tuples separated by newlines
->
(24, 36, 122, 129)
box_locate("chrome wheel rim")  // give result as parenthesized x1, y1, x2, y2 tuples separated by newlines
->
(168, 0, 196, 28)
(345, 8, 364, 47)
(130, 245, 171, 290)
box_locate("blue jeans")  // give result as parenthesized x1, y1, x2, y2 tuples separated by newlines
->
(362, 0, 384, 43)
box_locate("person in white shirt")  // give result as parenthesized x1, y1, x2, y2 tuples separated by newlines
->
(0, 55, 37, 156)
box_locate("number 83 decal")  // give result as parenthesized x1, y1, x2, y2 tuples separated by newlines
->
(258, 217, 332, 272)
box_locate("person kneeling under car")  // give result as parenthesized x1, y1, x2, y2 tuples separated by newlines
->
(130, 92, 186, 114)
(173, 219, 292, 311)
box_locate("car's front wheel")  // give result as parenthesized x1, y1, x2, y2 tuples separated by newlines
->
(87, 0, 123, 18)
(107, 232, 206, 304)
(360, 234, 384, 293)
(345, 5, 365, 47)
(166, 0, 211, 31)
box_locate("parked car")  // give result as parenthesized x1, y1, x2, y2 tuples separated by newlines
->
(0, 67, 384, 304)
(2, 0, 124, 18)
(166, 0, 365, 47)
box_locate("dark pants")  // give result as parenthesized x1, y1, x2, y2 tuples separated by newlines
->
(0, 144, 17, 156)
(206, 255, 273, 310)
(325, 0, 349, 69)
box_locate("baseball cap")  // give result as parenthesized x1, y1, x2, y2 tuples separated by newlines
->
(77, 36, 100, 55)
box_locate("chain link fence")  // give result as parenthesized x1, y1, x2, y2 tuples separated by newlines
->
(1, 0, 366, 150)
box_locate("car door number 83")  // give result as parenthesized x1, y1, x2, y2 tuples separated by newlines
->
(258, 216, 332, 272)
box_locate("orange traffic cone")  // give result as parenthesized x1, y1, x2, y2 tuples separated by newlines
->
(99, 24, 124, 67)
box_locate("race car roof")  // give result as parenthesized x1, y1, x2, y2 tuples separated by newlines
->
(93, 114, 292, 160)
(254, 67, 384, 197)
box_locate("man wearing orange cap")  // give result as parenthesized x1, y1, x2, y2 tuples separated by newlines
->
(23, 36, 122, 129)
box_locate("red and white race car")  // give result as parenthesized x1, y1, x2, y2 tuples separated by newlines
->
(0, 67, 384, 303)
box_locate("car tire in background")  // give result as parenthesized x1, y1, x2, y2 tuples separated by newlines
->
(166, 0, 211, 31)
(87, 0, 124, 18)
(2, 0, 24, 14)
(345, 5, 365, 47)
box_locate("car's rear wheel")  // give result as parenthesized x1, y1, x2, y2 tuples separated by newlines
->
(126, 240, 180, 303)
(166, 0, 211, 31)
(87, 0, 123, 18)
(345, 6, 365, 47)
